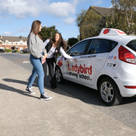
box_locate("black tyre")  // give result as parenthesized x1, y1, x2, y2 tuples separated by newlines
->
(98, 77, 122, 106)
(55, 66, 63, 83)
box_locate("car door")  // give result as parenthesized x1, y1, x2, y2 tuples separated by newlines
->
(63, 39, 90, 84)
(80, 38, 118, 88)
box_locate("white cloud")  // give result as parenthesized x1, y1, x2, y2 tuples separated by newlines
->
(0, 0, 78, 17)
(0, 0, 80, 24)
(0, 0, 42, 17)
(48, 2, 75, 17)
(64, 17, 75, 24)
(47, 0, 79, 24)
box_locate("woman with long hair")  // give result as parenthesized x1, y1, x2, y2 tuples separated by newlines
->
(45, 32, 72, 88)
(26, 20, 52, 100)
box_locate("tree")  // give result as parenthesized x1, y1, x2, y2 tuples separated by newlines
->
(67, 37, 79, 47)
(77, 8, 104, 39)
(76, 10, 87, 27)
(39, 26, 58, 41)
(107, 0, 136, 34)
(77, 1, 136, 40)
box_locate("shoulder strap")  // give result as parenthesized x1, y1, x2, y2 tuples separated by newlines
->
(45, 41, 52, 53)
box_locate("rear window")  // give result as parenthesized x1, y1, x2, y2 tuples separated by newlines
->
(127, 40, 136, 51)
(87, 39, 118, 54)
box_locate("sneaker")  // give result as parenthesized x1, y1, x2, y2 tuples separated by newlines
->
(40, 94, 52, 101)
(26, 87, 36, 95)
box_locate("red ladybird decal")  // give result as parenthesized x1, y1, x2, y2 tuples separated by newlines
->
(103, 28, 110, 34)
(58, 60, 63, 67)
(117, 30, 125, 34)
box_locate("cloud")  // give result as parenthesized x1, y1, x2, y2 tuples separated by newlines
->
(0, 0, 45, 17)
(0, 0, 80, 24)
(47, 2, 75, 17)
(64, 17, 75, 24)
(46, 0, 79, 24)
(0, 0, 78, 17)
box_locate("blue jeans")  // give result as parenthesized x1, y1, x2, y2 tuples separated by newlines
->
(27, 55, 45, 95)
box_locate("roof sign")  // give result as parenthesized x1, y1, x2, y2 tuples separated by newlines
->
(99, 28, 127, 36)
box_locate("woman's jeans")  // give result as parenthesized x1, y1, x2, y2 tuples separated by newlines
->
(27, 55, 45, 95)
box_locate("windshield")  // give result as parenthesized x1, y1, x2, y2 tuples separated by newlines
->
(127, 40, 136, 52)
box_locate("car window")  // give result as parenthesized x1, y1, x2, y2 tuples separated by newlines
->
(68, 40, 89, 56)
(126, 40, 136, 52)
(87, 39, 117, 54)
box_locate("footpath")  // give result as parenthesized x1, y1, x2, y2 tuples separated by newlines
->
(0, 55, 136, 136)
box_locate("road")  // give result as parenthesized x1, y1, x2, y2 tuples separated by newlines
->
(0, 53, 136, 136)
(0, 53, 32, 70)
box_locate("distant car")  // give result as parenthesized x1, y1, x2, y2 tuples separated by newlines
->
(21, 48, 29, 53)
(0, 48, 5, 53)
(55, 28, 136, 106)
(12, 49, 17, 53)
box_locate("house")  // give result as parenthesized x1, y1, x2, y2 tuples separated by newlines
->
(0, 36, 27, 51)
(79, 6, 113, 39)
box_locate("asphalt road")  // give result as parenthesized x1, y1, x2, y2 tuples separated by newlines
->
(0, 53, 32, 70)
(1, 53, 136, 132)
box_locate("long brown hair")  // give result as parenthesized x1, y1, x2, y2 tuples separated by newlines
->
(53, 32, 67, 50)
(30, 20, 41, 35)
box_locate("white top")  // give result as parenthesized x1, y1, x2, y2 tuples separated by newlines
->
(44, 39, 72, 59)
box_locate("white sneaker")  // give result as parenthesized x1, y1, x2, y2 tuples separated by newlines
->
(26, 87, 36, 95)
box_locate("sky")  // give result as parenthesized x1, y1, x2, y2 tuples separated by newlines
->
(0, 0, 112, 40)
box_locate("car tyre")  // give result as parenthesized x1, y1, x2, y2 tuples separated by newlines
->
(55, 66, 63, 83)
(98, 77, 122, 106)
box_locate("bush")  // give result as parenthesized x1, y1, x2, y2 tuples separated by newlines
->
(5, 48, 12, 53)
(67, 37, 79, 47)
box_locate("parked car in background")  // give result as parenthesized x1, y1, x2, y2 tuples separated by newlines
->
(55, 28, 136, 106)
(20, 48, 29, 54)
(0, 48, 5, 53)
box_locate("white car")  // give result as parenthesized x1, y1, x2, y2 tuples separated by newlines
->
(55, 28, 136, 106)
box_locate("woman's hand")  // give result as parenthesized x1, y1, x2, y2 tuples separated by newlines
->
(42, 57, 46, 64)
(42, 54, 47, 64)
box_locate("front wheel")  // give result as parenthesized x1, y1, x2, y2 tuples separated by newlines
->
(55, 67, 63, 83)
(98, 77, 122, 106)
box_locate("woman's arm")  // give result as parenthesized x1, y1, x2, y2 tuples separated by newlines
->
(43, 39, 50, 48)
(60, 47, 72, 59)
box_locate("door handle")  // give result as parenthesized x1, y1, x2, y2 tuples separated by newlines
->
(84, 55, 96, 58)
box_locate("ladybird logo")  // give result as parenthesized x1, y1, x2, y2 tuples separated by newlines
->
(67, 63, 92, 75)
(117, 30, 125, 34)
(103, 28, 110, 34)
(100, 28, 126, 36)
(58, 60, 63, 67)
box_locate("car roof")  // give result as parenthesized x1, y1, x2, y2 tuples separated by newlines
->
(82, 28, 136, 45)
(95, 35, 136, 44)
